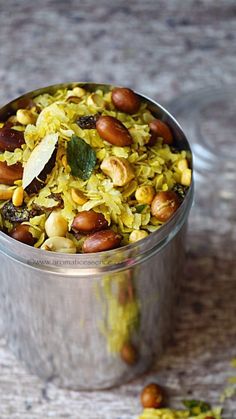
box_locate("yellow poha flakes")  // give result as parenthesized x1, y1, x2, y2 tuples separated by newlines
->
(99, 272, 139, 354)
(138, 406, 222, 419)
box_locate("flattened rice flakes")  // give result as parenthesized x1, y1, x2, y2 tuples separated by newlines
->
(138, 406, 222, 419)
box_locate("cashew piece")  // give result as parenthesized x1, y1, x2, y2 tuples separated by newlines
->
(100, 156, 135, 186)
(41, 237, 76, 253)
(70, 188, 88, 205)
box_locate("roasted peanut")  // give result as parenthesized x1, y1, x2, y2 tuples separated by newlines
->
(129, 230, 148, 243)
(12, 186, 24, 207)
(70, 188, 88, 205)
(16, 109, 36, 125)
(101, 156, 135, 186)
(0, 161, 23, 185)
(83, 230, 121, 253)
(149, 119, 173, 145)
(41, 237, 76, 253)
(0, 127, 25, 151)
(111, 87, 140, 114)
(135, 185, 155, 205)
(0, 185, 14, 200)
(72, 210, 108, 233)
(45, 211, 68, 237)
(96, 115, 133, 147)
(16, 97, 37, 110)
(151, 191, 180, 222)
(147, 132, 158, 146)
(120, 342, 138, 365)
(10, 224, 35, 246)
(140, 383, 165, 408)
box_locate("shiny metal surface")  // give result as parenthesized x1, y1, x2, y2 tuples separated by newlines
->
(0, 83, 193, 390)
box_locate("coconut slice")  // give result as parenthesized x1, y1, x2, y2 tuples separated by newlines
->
(23, 133, 58, 190)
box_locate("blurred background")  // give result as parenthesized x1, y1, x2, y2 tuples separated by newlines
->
(1, 0, 235, 105)
(0, 0, 236, 418)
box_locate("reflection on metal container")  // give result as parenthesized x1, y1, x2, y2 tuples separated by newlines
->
(0, 83, 193, 390)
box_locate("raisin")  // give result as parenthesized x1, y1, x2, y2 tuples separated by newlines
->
(76, 114, 99, 129)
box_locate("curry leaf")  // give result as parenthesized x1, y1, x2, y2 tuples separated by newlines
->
(182, 400, 211, 415)
(136, 204, 147, 213)
(67, 135, 96, 180)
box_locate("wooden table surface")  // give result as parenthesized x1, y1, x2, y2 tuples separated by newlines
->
(0, 0, 236, 417)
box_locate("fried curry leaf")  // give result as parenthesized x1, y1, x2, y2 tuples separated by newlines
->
(76, 114, 99, 129)
(136, 204, 147, 213)
(182, 399, 211, 415)
(67, 135, 96, 180)
(173, 183, 188, 200)
(1, 202, 38, 223)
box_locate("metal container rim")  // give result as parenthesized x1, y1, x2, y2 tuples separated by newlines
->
(0, 82, 194, 275)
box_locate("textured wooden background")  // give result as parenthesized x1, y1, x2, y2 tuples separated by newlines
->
(0, 0, 236, 417)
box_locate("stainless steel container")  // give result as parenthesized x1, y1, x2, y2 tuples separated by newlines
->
(0, 83, 193, 390)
